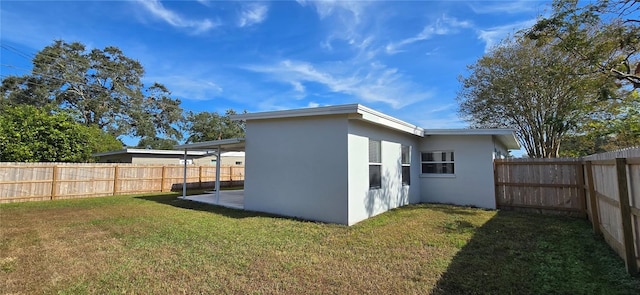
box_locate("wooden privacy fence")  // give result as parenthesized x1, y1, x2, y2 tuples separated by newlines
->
(495, 151, 640, 275)
(494, 158, 585, 216)
(0, 163, 244, 203)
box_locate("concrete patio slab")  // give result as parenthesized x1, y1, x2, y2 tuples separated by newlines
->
(181, 190, 244, 210)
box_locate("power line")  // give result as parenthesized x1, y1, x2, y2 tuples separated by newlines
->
(0, 44, 36, 61)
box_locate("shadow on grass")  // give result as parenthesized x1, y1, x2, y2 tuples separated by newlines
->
(432, 210, 640, 295)
(423, 202, 489, 216)
(134, 193, 271, 220)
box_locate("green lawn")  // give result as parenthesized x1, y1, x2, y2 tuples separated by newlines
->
(1, 192, 638, 294)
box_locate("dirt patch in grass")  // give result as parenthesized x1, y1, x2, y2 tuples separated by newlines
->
(1, 194, 638, 294)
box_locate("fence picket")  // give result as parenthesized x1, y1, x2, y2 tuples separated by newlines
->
(0, 163, 245, 203)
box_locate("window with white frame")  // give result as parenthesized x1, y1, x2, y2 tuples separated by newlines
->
(369, 139, 382, 189)
(421, 151, 454, 174)
(401, 145, 410, 185)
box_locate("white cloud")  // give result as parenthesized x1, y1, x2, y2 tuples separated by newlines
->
(237, 3, 269, 27)
(297, 0, 366, 21)
(307, 101, 320, 108)
(469, 1, 542, 14)
(196, 0, 211, 7)
(246, 59, 432, 109)
(136, 0, 218, 34)
(386, 15, 472, 54)
(146, 75, 223, 101)
(477, 18, 537, 52)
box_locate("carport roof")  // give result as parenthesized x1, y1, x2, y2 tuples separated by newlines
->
(174, 138, 245, 152)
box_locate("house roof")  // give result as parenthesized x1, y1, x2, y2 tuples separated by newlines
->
(231, 104, 424, 137)
(93, 148, 209, 157)
(230, 104, 520, 150)
(424, 129, 521, 149)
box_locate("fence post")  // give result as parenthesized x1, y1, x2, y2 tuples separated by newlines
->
(616, 158, 637, 275)
(113, 166, 119, 196)
(576, 162, 587, 218)
(585, 161, 601, 236)
(50, 165, 58, 200)
(161, 166, 166, 192)
(199, 166, 203, 189)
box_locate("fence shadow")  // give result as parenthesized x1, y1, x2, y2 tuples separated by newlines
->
(431, 210, 638, 294)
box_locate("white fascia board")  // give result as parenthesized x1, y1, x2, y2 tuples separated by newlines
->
(231, 103, 424, 137)
(93, 148, 207, 157)
(424, 129, 520, 149)
(230, 104, 361, 121)
(174, 138, 245, 151)
(356, 105, 424, 137)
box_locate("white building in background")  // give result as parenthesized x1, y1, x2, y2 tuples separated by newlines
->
(94, 149, 245, 166)
(227, 104, 519, 225)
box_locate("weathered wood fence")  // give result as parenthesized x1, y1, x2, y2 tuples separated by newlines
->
(495, 148, 640, 275)
(494, 158, 586, 216)
(0, 163, 244, 203)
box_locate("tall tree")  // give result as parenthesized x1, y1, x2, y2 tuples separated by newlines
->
(184, 109, 245, 143)
(0, 105, 122, 162)
(527, 0, 640, 89)
(457, 36, 597, 158)
(0, 40, 184, 140)
(136, 137, 179, 150)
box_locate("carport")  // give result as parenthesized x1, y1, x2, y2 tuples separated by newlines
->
(174, 138, 245, 208)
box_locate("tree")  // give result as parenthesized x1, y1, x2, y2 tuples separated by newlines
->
(457, 36, 597, 158)
(0, 105, 122, 162)
(0, 40, 184, 140)
(137, 137, 179, 150)
(184, 109, 245, 143)
(527, 0, 640, 89)
(560, 91, 640, 156)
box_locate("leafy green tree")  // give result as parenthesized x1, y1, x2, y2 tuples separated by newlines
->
(137, 137, 179, 150)
(184, 109, 245, 143)
(0, 105, 122, 162)
(560, 91, 640, 156)
(527, 0, 639, 89)
(0, 40, 183, 140)
(457, 36, 597, 158)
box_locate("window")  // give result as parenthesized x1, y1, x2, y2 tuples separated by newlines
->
(421, 151, 454, 174)
(401, 145, 410, 185)
(369, 139, 381, 189)
(235, 161, 243, 165)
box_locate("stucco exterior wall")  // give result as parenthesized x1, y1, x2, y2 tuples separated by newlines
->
(243, 115, 350, 224)
(347, 120, 421, 225)
(419, 135, 497, 209)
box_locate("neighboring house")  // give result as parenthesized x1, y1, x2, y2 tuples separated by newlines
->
(179, 104, 519, 225)
(94, 148, 245, 166)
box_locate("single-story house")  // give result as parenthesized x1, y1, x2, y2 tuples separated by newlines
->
(178, 104, 519, 225)
(94, 148, 245, 166)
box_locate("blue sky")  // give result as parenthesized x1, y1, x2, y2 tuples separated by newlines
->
(1, 0, 549, 149)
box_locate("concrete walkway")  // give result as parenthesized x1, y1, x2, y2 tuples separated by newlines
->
(182, 190, 244, 210)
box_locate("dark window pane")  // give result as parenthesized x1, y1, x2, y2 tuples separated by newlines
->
(401, 146, 410, 164)
(421, 152, 434, 162)
(402, 166, 411, 185)
(450, 152, 454, 161)
(369, 165, 381, 189)
(439, 163, 455, 174)
(422, 163, 436, 173)
(422, 163, 455, 174)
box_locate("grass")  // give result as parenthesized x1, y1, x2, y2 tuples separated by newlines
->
(1, 192, 639, 294)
